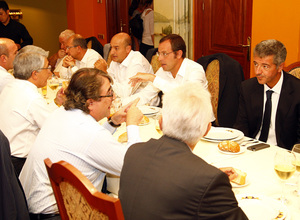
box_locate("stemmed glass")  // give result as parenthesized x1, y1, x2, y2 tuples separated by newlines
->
(274, 150, 296, 203)
(292, 144, 300, 196)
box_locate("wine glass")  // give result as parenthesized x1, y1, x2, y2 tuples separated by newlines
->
(274, 150, 296, 203)
(292, 144, 300, 196)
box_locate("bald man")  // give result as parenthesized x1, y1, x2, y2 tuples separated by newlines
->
(0, 38, 17, 93)
(95, 32, 159, 106)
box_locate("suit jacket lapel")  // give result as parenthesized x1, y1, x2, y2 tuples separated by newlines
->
(250, 81, 264, 135)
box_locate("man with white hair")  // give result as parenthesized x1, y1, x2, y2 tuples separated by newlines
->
(0, 38, 17, 93)
(119, 82, 248, 220)
(0, 45, 64, 175)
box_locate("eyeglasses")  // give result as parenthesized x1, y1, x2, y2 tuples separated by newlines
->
(156, 51, 175, 57)
(97, 89, 114, 99)
(65, 45, 77, 50)
(36, 65, 52, 71)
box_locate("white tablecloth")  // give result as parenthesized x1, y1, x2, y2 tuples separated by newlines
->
(108, 119, 300, 219)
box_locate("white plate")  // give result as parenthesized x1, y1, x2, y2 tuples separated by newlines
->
(231, 177, 250, 188)
(202, 127, 244, 143)
(138, 106, 161, 115)
(218, 146, 246, 155)
(236, 194, 288, 220)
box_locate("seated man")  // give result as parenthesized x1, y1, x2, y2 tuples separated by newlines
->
(59, 34, 103, 79)
(95, 32, 159, 106)
(119, 82, 248, 220)
(19, 68, 143, 218)
(129, 34, 208, 93)
(0, 46, 64, 175)
(48, 29, 75, 73)
(0, 38, 17, 93)
(234, 39, 300, 150)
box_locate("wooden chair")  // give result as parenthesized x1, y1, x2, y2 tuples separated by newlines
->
(44, 158, 124, 220)
(283, 61, 300, 79)
(146, 48, 161, 73)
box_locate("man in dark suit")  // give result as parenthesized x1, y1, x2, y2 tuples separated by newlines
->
(234, 39, 300, 150)
(119, 82, 248, 220)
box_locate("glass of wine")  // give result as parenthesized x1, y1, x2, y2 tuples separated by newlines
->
(292, 144, 300, 196)
(274, 150, 296, 203)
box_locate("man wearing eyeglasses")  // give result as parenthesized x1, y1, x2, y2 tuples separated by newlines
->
(59, 34, 103, 79)
(95, 32, 159, 106)
(129, 34, 208, 93)
(20, 68, 143, 219)
(0, 46, 64, 175)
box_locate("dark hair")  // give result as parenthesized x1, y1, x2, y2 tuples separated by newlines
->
(159, 34, 186, 58)
(0, 1, 9, 11)
(142, 0, 153, 7)
(72, 35, 87, 49)
(64, 68, 112, 113)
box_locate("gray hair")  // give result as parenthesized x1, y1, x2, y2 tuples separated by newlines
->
(13, 52, 46, 80)
(18, 45, 49, 57)
(254, 39, 287, 67)
(71, 34, 87, 49)
(59, 29, 75, 39)
(162, 82, 213, 146)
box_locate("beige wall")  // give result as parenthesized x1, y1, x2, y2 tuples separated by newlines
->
(7, 0, 68, 57)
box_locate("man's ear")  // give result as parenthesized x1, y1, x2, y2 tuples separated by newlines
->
(176, 50, 183, 59)
(31, 71, 39, 80)
(278, 62, 284, 73)
(158, 115, 162, 130)
(203, 122, 211, 137)
(126, 45, 132, 53)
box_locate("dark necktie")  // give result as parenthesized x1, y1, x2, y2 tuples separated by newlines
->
(259, 90, 274, 142)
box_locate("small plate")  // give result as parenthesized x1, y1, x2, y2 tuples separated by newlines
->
(202, 127, 244, 143)
(138, 106, 161, 115)
(236, 194, 288, 220)
(218, 147, 246, 155)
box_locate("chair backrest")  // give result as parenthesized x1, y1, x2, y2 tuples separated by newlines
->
(44, 158, 124, 220)
(145, 48, 161, 73)
(283, 61, 300, 79)
(205, 59, 220, 125)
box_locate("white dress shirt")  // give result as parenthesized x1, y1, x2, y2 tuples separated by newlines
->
(19, 108, 141, 214)
(0, 66, 14, 93)
(108, 50, 159, 106)
(59, 49, 103, 79)
(255, 71, 283, 146)
(0, 79, 58, 157)
(153, 58, 208, 93)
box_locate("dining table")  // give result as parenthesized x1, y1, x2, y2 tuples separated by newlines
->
(107, 112, 300, 220)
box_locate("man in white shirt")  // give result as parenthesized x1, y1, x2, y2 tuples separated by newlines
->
(48, 29, 75, 73)
(59, 34, 103, 79)
(0, 38, 17, 93)
(95, 32, 159, 106)
(19, 68, 143, 218)
(129, 34, 208, 93)
(0, 46, 65, 175)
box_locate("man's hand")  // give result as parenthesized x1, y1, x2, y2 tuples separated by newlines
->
(110, 98, 142, 125)
(62, 55, 75, 68)
(57, 49, 66, 59)
(129, 72, 156, 87)
(54, 87, 66, 106)
(94, 58, 108, 73)
(219, 167, 238, 181)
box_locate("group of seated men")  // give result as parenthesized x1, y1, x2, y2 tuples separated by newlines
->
(0, 28, 299, 219)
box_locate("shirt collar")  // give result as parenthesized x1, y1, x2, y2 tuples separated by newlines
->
(263, 70, 283, 94)
(120, 50, 133, 68)
(0, 66, 8, 72)
(176, 58, 187, 78)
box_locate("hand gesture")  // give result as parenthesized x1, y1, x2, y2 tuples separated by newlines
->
(94, 58, 108, 73)
(219, 167, 238, 181)
(129, 72, 156, 87)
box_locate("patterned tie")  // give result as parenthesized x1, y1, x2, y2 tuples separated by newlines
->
(259, 90, 274, 142)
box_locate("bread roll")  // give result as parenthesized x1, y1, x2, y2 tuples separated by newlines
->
(218, 141, 240, 153)
(118, 132, 128, 143)
(231, 168, 247, 185)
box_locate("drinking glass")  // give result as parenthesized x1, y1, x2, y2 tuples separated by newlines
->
(48, 75, 60, 91)
(292, 144, 300, 196)
(274, 150, 296, 203)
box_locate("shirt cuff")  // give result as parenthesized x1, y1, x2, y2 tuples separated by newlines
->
(103, 121, 117, 134)
(126, 125, 141, 146)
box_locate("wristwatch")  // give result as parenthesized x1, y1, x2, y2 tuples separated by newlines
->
(107, 117, 121, 127)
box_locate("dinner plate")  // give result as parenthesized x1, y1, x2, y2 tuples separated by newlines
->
(231, 177, 250, 188)
(217, 146, 246, 155)
(202, 127, 244, 143)
(236, 194, 288, 220)
(138, 106, 161, 116)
